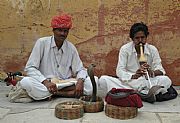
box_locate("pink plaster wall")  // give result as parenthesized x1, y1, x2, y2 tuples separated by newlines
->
(0, 0, 179, 85)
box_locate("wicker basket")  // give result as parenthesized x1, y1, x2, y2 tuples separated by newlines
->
(55, 101, 84, 120)
(105, 104, 138, 119)
(79, 96, 104, 113)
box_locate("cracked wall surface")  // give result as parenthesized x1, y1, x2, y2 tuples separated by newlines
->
(0, 0, 179, 85)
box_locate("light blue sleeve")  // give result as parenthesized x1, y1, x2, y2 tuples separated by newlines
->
(116, 47, 134, 82)
(71, 47, 88, 79)
(24, 39, 46, 82)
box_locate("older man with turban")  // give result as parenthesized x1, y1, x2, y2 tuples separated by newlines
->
(9, 14, 98, 102)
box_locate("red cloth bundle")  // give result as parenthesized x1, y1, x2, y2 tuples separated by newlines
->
(105, 88, 143, 108)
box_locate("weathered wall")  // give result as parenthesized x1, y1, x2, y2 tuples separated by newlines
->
(0, 0, 179, 85)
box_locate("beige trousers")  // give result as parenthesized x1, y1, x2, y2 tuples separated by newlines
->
(19, 76, 99, 100)
(98, 75, 172, 96)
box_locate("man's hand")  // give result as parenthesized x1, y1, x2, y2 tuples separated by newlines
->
(75, 79, 84, 98)
(132, 67, 146, 79)
(42, 80, 57, 94)
(141, 63, 155, 77)
(131, 73, 142, 79)
(132, 63, 150, 79)
(141, 62, 150, 69)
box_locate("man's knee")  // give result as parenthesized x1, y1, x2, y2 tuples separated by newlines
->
(19, 77, 32, 91)
(160, 76, 172, 87)
(98, 75, 110, 90)
(99, 75, 109, 83)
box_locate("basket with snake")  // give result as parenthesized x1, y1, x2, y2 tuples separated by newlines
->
(79, 64, 104, 113)
(105, 85, 163, 119)
(54, 101, 84, 120)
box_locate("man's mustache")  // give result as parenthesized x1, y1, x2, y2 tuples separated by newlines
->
(137, 42, 145, 45)
(59, 35, 66, 38)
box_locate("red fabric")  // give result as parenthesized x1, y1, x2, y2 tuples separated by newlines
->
(4, 77, 17, 86)
(105, 88, 143, 108)
(51, 14, 72, 29)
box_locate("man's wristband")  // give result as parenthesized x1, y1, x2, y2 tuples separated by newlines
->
(78, 78, 85, 82)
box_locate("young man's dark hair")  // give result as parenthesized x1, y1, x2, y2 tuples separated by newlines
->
(129, 22, 149, 39)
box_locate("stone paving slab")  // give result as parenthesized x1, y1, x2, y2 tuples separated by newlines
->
(0, 82, 180, 123)
(1, 108, 180, 123)
(0, 109, 163, 123)
(82, 112, 161, 123)
(0, 94, 52, 114)
(158, 113, 180, 123)
(0, 108, 10, 119)
(140, 96, 180, 113)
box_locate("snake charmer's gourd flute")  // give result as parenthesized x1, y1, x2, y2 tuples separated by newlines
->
(139, 43, 152, 88)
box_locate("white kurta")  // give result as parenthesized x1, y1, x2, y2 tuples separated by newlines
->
(99, 41, 171, 95)
(20, 36, 98, 100)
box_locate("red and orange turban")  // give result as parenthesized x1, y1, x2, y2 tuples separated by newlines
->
(51, 14, 72, 29)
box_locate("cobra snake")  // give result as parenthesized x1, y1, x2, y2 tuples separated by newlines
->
(87, 64, 97, 102)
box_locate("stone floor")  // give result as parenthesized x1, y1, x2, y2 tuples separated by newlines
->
(0, 81, 180, 123)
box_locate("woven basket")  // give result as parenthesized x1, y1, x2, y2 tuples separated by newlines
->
(55, 101, 84, 120)
(105, 104, 138, 119)
(79, 96, 104, 113)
